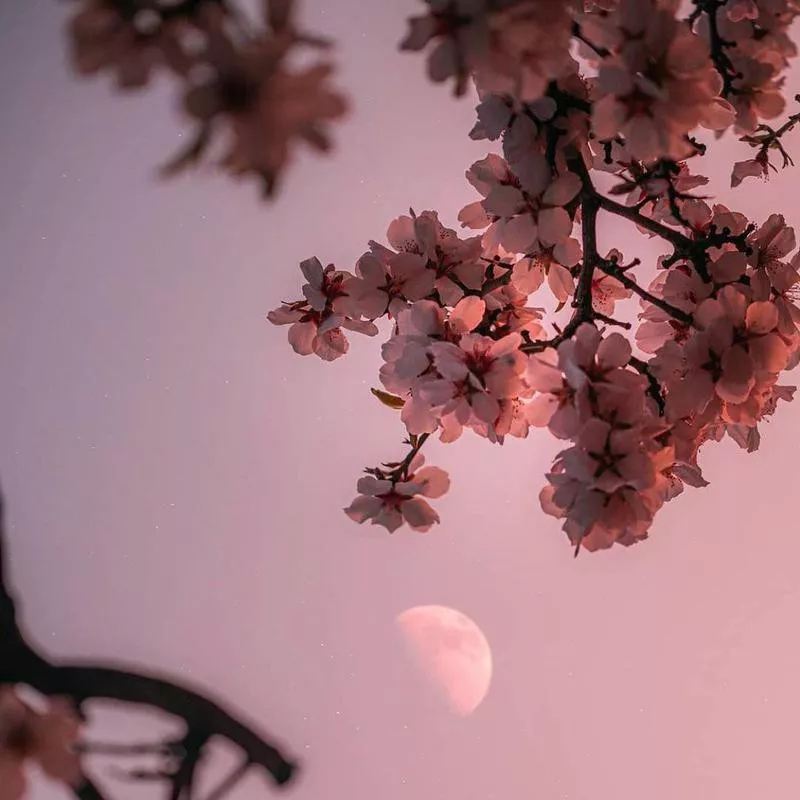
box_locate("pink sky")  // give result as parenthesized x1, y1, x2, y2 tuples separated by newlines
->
(3, 3, 800, 799)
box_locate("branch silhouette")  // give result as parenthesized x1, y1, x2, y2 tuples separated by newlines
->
(0, 485, 297, 799)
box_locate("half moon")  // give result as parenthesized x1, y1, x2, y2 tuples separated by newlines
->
(396, 605, 492, 716)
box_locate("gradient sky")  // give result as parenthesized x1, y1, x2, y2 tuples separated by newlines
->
(3, 3, 800, 800)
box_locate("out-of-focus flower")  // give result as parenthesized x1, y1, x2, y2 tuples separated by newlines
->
(166, 6, 347, 196)
(68, 0, 202, 88)
(0, 688, 82, 800)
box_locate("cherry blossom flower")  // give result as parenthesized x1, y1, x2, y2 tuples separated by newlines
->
(591, 272, 631, 315)
(0, 688, 82, 800)
(539, 410, 676, 553)
(623, 162, 711, 230)
(698, 3, 800, 133)
(169, 5, 347, 195)
(591, 0, 735, 161)
(750, 258, 800, 336)
(68, 0, 198, 88)
(525, 348, 581, 438)
(346, 250, 436, 320)
(459, 154, 582, 256)
(379, 297, 489, 436)
(731, 153, 770, 187)
(375, 210, 485, 307)
(662, 286, 792, 423)
(487, 285, 545, 338)
(344, 453, 450, 533)
(400, 0, 493, 97)
(400, 0, 577, 101)
(512, 243, 580, 303)
(268, 257, 378, 360)
(423, 332, 527, 430)
(470, 1, 578, 102)
(747, 213, 796, 272)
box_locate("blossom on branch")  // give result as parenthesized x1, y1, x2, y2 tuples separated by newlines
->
(67, 0, 348, 198)
(268, 257, 378, 360)
(74, 0, 800, 552)
(589, 0, 735, 161)
(400, 0, 578, 101)
(345, 453, 450, 533)
(458, 154, 582, 258)
(67, 0, 204, 88)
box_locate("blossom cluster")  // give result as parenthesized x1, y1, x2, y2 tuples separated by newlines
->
(267, 0, 800, 553)
(66, 1, 800, 198)
(270, 192, 800, 551)
(70, 1, 800, 553)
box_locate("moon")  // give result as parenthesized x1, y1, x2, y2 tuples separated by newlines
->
(396, 605, 492, 716)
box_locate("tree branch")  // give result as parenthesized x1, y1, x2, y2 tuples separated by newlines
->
(594, 194, 694, 251)
(0, 485, 298, 796)
(629, 355, 666, 414)
(75, 778, 110, 800)
(688, 0, 741, 98)
(595, 260, 694, 326)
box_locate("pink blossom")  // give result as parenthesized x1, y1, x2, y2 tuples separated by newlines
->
(379, 297, 490, 436)
(424, 332, 527, 428)
(625, 162, 710, 231)
(268, 257, 378, 360)
(459, 155, 581, 256)
(512, 243, 580, 303)
(557, 324, 633, 391)
(591, 272, 632, 315)
(171, 6, 347, 195)
(664, 286, 792, 423)
(471, 1, 578, 102)
(591, 0, 735, 161)
(636, 265, 712, 353)
(747, 213, 796, 272)
(539, 418, 676, 554)
(525, 349, 581, 438)
(344, 454, 450, 533)
(347, 250, 436, 320)
(750, 256, 800, 336)
(488, 287, 545, 338)
(731, 154, 770, 187)
(378, 210, 485, 306)
(401, 0, 577, 102)
(68, 0, 196, 88)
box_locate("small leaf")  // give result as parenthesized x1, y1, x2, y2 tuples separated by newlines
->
(370, 388, 406, 409)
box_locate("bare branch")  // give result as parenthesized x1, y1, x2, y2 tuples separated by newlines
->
(0, 485, 298, 796)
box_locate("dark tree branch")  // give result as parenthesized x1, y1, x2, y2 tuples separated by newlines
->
(629, 356, 666, 414)
(0, 485, 298, 799)
(205, 759, 251, 800)
(594, 193, 694, 251)
(595, 259, 694, 325)
(738, 98, 800, 171)
(688, 0, 741, 98)
(521, 156, 601, 351)
(75, 777, 110, 800)
(570, 21, 611, 59)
